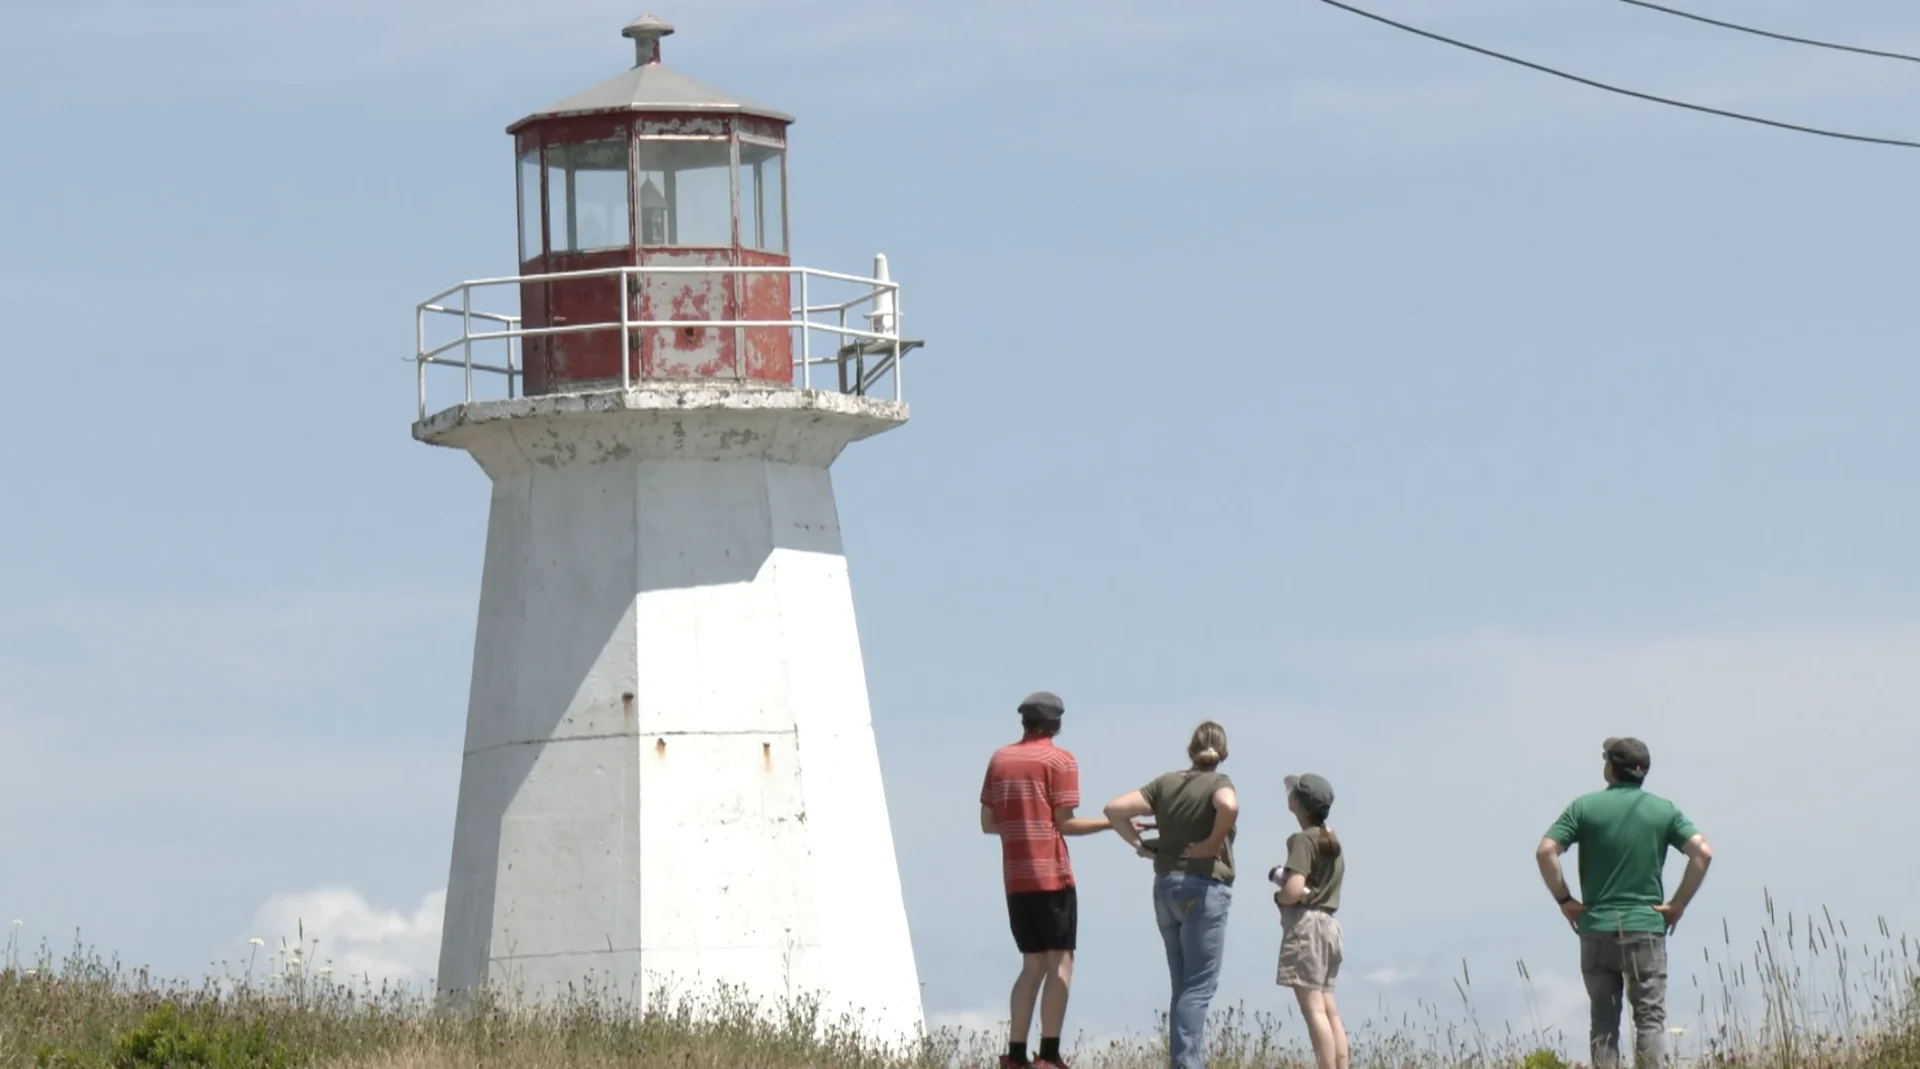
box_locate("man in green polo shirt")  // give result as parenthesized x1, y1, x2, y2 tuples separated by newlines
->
(1535, 737, 1713, 1069)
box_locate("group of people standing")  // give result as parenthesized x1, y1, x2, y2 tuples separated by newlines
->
(977, 692, 1347, 1069)
(978, 692, 1716, 1069)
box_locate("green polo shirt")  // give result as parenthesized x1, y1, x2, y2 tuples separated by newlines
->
(1545, 782, 1700, 935)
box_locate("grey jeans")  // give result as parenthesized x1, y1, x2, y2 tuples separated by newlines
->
(1580, 931, 1668, 1069)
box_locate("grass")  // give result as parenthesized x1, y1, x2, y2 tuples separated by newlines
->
(2, 898, 1917, 1069)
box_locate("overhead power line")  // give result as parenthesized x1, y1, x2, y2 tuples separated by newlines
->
(1612, 0, 1920, 65)
(1312, 0, 1920, 150)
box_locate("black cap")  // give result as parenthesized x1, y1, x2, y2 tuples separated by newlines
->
(1603, 737, 1651, 776)
(1285, 773, 1335, 817)
(1017, 691, 1065, 722)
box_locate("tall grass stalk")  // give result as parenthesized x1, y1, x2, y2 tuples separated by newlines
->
(2, 900, 1916, 1069)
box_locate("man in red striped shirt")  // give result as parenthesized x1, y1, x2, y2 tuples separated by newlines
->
(980, 691, 1111, 1069)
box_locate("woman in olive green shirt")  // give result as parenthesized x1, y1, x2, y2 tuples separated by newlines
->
(1104, 722, 1239, 1069)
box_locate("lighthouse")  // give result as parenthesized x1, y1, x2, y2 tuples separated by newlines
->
(407, 14, 926, 1045)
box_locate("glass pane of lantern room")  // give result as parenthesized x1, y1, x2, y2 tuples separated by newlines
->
(517, 149, 542, 262)
(738, 141, 786, 254)
(545, 139, 631, 253)
(636, 139, 732, 247)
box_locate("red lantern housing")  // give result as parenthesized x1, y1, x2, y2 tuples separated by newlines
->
(506, 16, 795, 395)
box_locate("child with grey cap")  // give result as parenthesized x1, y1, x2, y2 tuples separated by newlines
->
(1268, 772, 1348, 1069)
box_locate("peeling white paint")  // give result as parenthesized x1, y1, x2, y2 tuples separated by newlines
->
(424, 386, 924, 1046)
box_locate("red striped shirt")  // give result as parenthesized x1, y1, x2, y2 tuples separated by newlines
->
(980, 736, 1081, 893)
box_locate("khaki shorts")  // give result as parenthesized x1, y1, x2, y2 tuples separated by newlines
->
(1276, 907, 1343, 991)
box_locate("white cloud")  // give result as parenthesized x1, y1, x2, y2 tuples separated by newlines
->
(245, 886, 445, 990)
(926, 1007, 1004, 1034)
(0, 579, 470, 996)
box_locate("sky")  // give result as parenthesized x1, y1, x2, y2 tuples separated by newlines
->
(3, 0, 1920, 1060)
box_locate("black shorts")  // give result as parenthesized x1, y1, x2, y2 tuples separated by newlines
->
(1006, 887, 1077, 954)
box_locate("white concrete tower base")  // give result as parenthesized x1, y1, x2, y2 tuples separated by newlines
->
(416, 385, 923, 1047)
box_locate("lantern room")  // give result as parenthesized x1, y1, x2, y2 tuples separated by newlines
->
(508, 15, 795, 395)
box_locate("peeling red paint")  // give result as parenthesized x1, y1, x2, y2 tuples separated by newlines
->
(736, 116, 786, 143)
(520, 114, 633, 145)
(637, 115, 730, 138)
(642, 248, 732, 379)
(512, 112, 794, 394)
(524, 247, 632, 388)
(739, 248, 792, 381)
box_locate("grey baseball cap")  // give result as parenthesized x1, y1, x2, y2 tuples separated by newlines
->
(1017, 691, 1065, 721)
(1285, 773, 1334, 815)
(1603, 737, 1651, 775)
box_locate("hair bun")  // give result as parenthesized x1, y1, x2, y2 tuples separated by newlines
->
(1196, 747, 1220, 762)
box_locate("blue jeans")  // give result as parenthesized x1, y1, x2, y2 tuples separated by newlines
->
(1153, 873, 1232, 1069)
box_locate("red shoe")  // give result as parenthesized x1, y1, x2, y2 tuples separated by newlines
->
(998, 1057, 1031, 1069)
(1033, 1058, 1069, 1069)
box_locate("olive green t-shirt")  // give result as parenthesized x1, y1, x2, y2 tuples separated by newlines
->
(1279, 830, 1343, 910)
(1545, 782, 1701, 935)
(1139, 770, 1235, 885)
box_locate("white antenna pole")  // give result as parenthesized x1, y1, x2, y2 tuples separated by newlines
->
(868, 253, 896, 338)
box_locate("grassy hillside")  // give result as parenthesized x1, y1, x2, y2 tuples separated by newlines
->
(4, 900, 1917, 1069)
